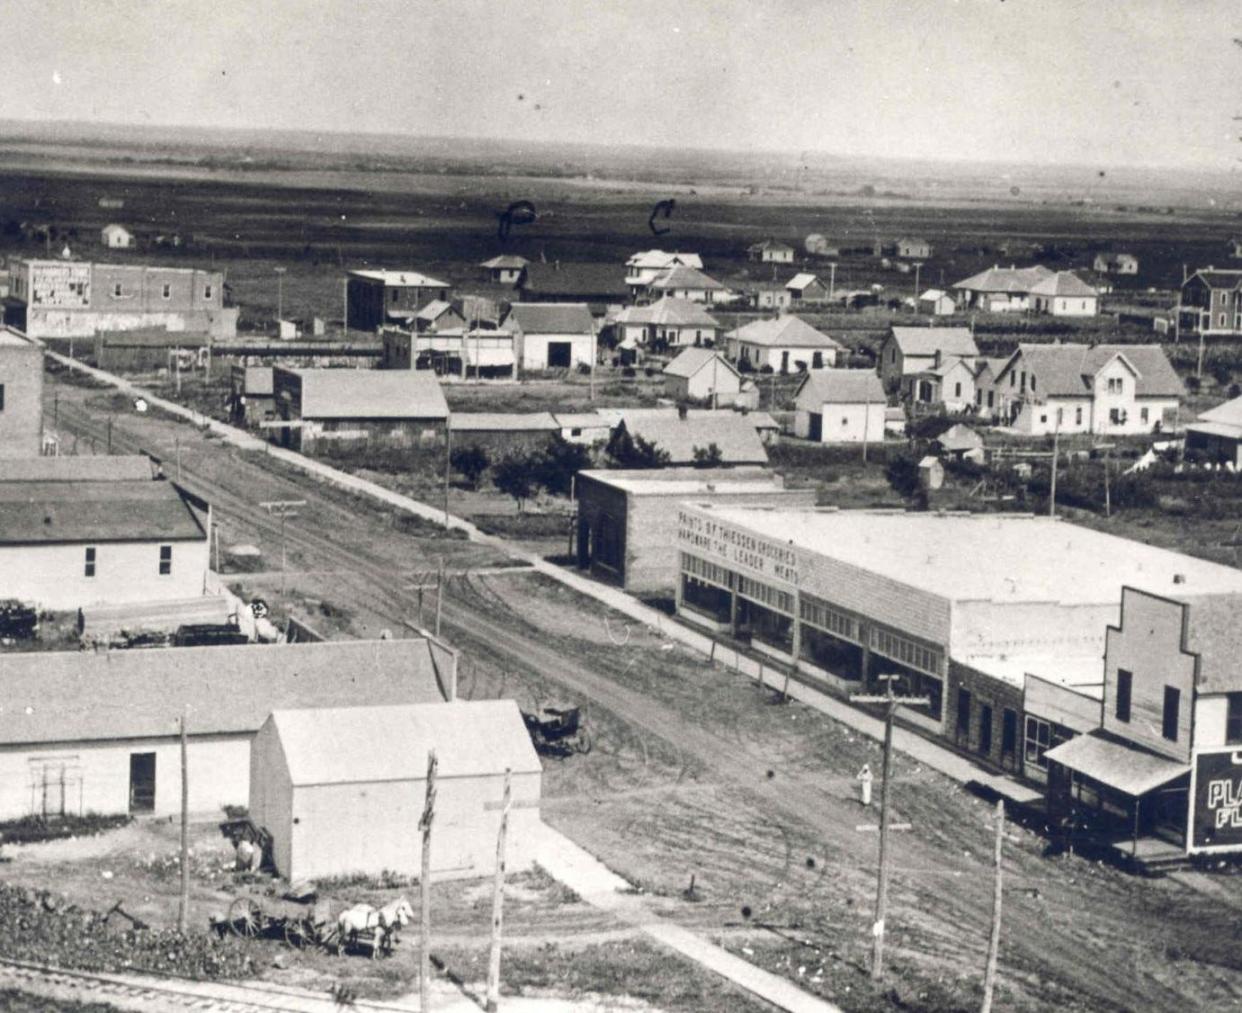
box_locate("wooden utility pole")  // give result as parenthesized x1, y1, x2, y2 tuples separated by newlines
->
(342, 276, 349, 338)
(259, 500, 305, 595)
(177, 708, 190, 934)
(1048, 427, 1059, 518)
(435, 558, 445, 638)
(485, 769, 513, 1012)
(981, 799, 1005, 1013)
(419, 751, 438, 1013)
(1103, 447, 1112, 518)
(444, 419, 452, 528)
(850, 675, 930, 980)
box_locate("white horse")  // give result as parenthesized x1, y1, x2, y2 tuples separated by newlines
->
(336, 896, 414, 958)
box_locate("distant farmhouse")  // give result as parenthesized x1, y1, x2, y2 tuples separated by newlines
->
(345, 269, 450, 332)
(662, 347, 744, 406)
(989, 343, 1182, 436)
(748, 239, 795, 264)
(100, 224, 134, 249)
(1092, 252, 1139, 275)
(896, 237, 931, 259)
(1178, 267, 1242, 337)
(4, 260, 235, 339)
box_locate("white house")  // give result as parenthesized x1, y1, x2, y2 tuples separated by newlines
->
(1093, 253, 1139, 275)
(951, 265, 1054, 313)
(647, 265, 733, 305)
(614, 296, 721, 352)
(0, 477, 210, 610)
(249, 699, 540, 882)
(793, 369, 887, 444)
(993, 343, 1182, 436)
(663, 347, 743, 406)
(726, 314, 844, 373)
(971, 356, 1010, 419)
(100, 224, 134, 249)
(1028, 271, 1099, 317)
(748, 240, 795, 264)
(503, 303, 595, 370)
(786, 273, 831, 304)
(625, 250, 703, 292)
(0, 639, 454, 820)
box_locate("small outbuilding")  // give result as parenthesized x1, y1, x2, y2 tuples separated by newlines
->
(101, 224, 134, 249)
(249, 700, 540, 882)
(793, 369, 886, 444)
(479, 255, 528, 286)
(936, 423, 986, 463)
(503, 303, 595, 371)
(919, 455, 945, 490)
(748, 240, 795, 264)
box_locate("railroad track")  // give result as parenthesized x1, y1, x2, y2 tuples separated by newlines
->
(0, 955, 420, 1012)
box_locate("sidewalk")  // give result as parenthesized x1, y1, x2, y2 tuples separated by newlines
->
(531, 822, 842, 1013)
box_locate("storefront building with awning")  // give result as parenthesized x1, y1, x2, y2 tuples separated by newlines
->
(1043, 587, 1242, 866)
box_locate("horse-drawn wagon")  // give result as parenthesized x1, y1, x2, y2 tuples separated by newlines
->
(521, 703, 592, 755)
(222, 891, 338, 950)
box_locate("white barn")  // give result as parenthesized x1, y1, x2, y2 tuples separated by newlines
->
(503, 303, 595, 371)
(0, 639, 455, 821)
(793, 369, 887, 444)
(249, 700, 541, 882)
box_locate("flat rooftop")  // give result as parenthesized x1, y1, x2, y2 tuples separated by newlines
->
(963, 650, 1105, 695)
(690, 507, 1242, 605)
(582, 467, 783, 497)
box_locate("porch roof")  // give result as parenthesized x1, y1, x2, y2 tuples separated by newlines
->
(1044, 735, 1188, 797)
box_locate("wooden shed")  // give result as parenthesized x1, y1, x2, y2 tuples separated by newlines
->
(249, 699, 541, 882)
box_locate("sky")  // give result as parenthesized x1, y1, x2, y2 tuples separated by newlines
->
(7, 0, 1242, 171)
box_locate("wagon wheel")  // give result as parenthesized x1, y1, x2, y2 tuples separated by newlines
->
(575, 729, 593, 755)
(282, 918, 307, 948)
(228, 897, 263, 938)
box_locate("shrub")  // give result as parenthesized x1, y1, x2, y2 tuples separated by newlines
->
(493, 453, 537, 511)
(450, 444, 490, 489)
(531, 435, 592, 497)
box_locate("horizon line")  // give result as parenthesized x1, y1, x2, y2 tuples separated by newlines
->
(0, 115, 1238, 181)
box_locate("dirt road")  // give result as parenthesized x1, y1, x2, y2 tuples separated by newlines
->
(48, 380, 1242, 1012)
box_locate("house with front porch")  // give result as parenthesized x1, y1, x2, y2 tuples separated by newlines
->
(902, 353, 978, 413)
(992, 343, 1182, 436)
(614, 296, 721, 353)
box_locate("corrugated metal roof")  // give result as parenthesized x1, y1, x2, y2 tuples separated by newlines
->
(663, 347, 738, 380)
(728, 315, 843, 350)
(0, 479, 205, 544)
(286, 368, 449, 420)
(1, 456, 156, 482)
(504, 302, 594, 334)
(616, 415, 767, 465)
(888, 327, 979, 357)
(1044, 734, 1188, 796)
(270, 699, 539, 786)
(795, 369, 885, 406)
(450, 412, 559, 432)
(0, 639, 449, 746)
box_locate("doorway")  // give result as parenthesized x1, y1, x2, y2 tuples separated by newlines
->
(807, 413, 823, 442)
(547, 342, 572, 368)
(129, 753, 156, 812)
(1001, 708, 1018, 771)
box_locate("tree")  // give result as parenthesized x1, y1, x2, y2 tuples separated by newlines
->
(493, 453, 536, 512)
(691, 443, 724, 468)
(451, 444, 490, 490)
(607, 429, 671, 469)
(532, 435, 592, 497)
(884, 450, 923, 500)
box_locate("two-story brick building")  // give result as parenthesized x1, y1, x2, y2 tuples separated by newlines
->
(5, 260, 235, 339)
(345, 269, 450, 332)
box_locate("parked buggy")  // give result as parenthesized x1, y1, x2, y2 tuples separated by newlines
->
(521, 703, 592, 756)
(220, 890, 339, 951)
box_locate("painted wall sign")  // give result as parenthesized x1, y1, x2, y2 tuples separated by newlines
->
(676, 509, 798, 586)
(1189, 748, 1242, 853)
